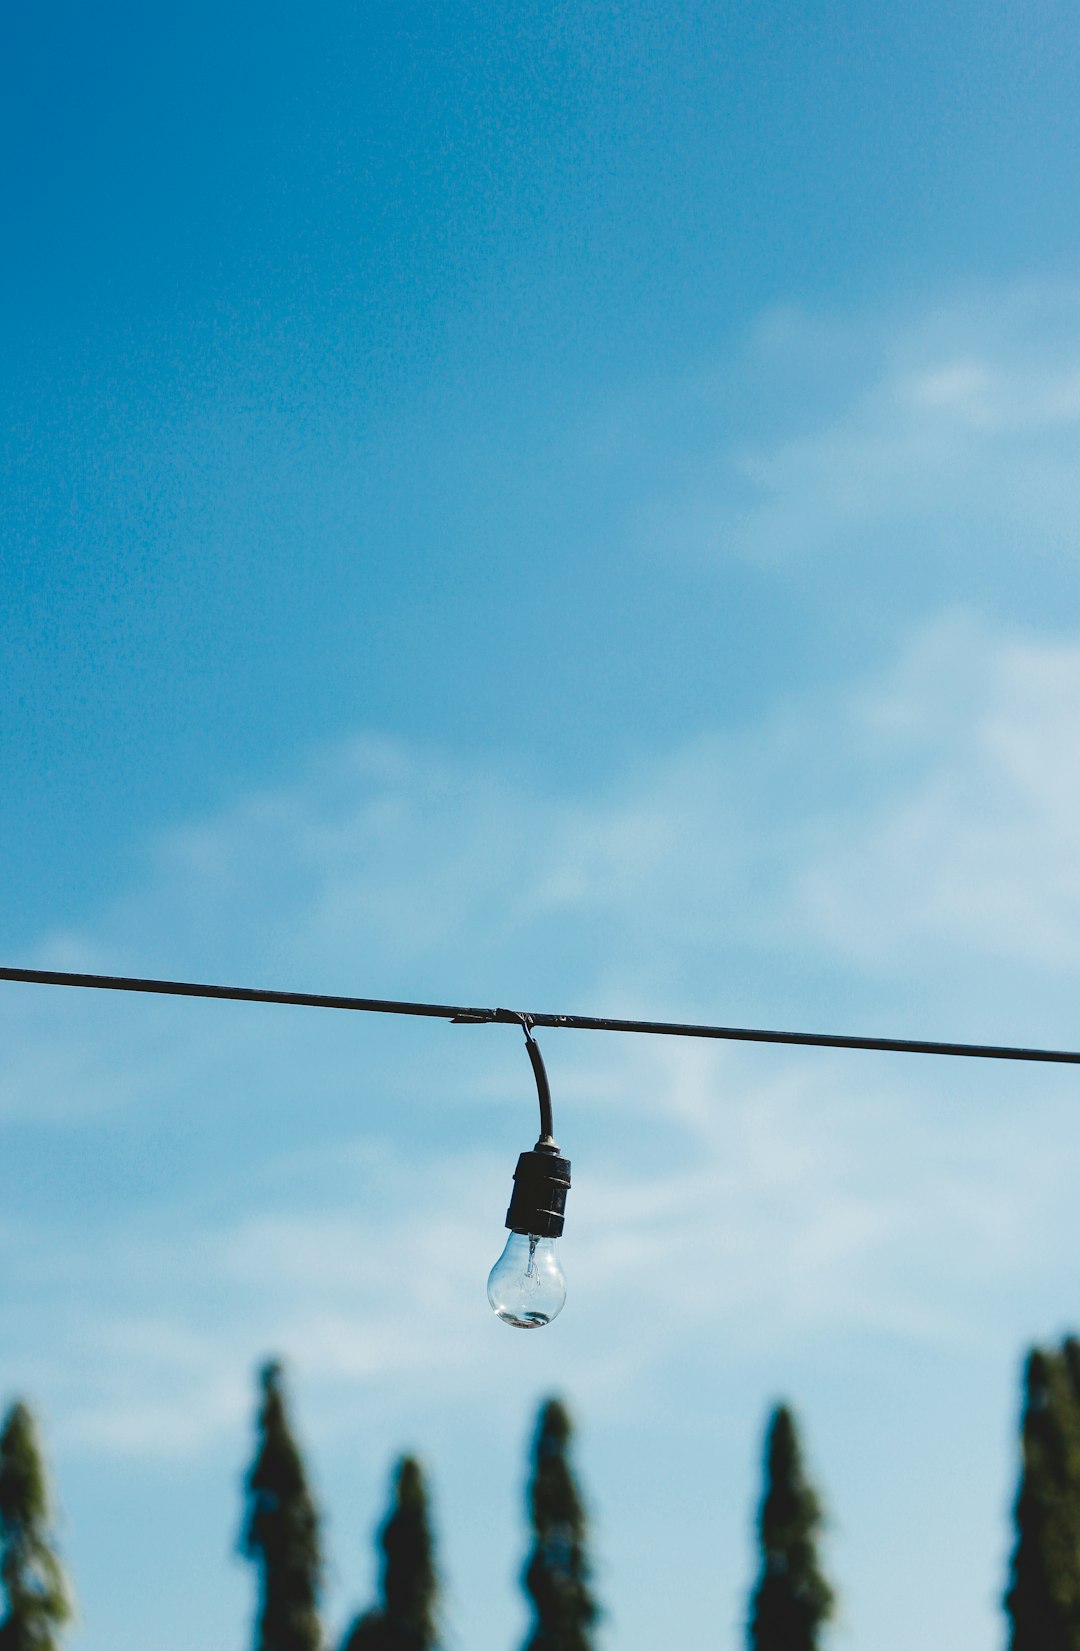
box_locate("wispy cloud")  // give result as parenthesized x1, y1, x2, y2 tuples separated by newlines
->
(4, 610, 1080, 1463)
(6, 272, 1080, 1651)
(631, 282, 1080, 577)
(793, 615, 1080, 972)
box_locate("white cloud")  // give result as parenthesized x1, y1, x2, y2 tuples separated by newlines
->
(630, 281, 1080, 575)
(793, 614, 1080, 972)
(4, 604, 1080, 1472)
(5, 986, 1078, 1465)
(10, 284, 1080, 1651)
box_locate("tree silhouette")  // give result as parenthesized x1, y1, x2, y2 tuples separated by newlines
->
(748, 1403, 834, 1651)
(1005, 1342, 1080, 1650)
(520, 1397, 598, 1651)
(340, 1457, 438, 1651)
(0, 1401, 73, 1651)
(241, 1361, 323, 1651)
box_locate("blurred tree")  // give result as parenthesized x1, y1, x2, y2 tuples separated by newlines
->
(1005, 1342, 1080, 1650)
(241, 1360, 323, 1651)
(748, 1403, 834, 1651)
(0, 1400, 73, 1651)
(520, 1397, 598, 1651)
(340, 1457, 439, 1651)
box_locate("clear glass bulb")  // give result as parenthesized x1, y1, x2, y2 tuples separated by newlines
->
(487, 1231, 566, 1328)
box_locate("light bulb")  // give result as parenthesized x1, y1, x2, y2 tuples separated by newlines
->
(487, 1231, 566, 1328)
(489, 1124, 570, 1329)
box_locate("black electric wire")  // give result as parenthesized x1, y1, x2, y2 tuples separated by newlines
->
(1, 965, 1079, 1066)
(518, 1017, 556, 1144)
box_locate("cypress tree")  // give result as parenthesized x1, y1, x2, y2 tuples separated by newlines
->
(0, 1401, 73, 1651)
(520, 1397, 598, 1651)
(338, 1608, 390, 1651)
(340, 1457, 438, 1651)
(748, 1403, 834, 1651)
(1005, 1343, 1080, 1650)
(241, 1360, 323, 1651)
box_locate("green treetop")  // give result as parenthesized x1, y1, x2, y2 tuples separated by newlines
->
(0, 1401, 73, 1651)
(1005, 1341, 1080, 1651)
(241, 1361, 323, 1651)
(520, 1397, 599, 1651)
(340, 1456, 439, 1651)
(748, 1403, 834, 1651)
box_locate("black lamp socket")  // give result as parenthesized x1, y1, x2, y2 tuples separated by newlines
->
(504, 1144, 571, 1239)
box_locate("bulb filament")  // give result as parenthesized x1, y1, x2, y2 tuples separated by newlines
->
(524, 1233, 540, 1291)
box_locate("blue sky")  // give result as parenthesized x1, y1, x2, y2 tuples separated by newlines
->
(4, 4, 1080, 1649)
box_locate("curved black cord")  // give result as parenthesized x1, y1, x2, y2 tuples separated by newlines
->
(518, 1016, 556, 1147)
